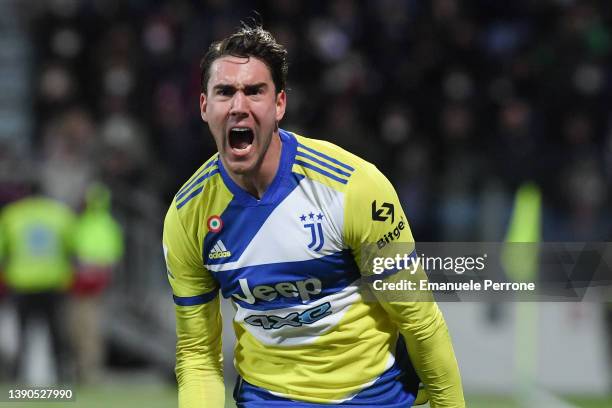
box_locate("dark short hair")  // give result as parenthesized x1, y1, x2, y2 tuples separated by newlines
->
(200, 23, 288, 94)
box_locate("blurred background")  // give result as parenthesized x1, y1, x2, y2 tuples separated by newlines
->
(0, 0, 611, 407)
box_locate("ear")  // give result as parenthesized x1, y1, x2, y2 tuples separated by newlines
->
(275, 90, 286, 122)
(200, 93, 208, 122)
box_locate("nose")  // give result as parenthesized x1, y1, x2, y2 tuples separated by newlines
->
(229, 91, 248, 117)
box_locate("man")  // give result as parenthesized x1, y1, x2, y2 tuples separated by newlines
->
(70, 183, 124, 384)
(0, 189, 76, 383)
(163, 23, 464, 408)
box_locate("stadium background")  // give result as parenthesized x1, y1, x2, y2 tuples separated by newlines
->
(0, 0, 611, 406)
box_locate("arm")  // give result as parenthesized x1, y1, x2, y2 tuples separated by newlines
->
(163, 203, 224, 408)
(377, 275, 464, 407)
(344, 162, 464, 407)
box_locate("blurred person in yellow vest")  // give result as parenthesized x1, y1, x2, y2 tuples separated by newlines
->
(69, 183, 124, 384)
(0, 186, 76, 383)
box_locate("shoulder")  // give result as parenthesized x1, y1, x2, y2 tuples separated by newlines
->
(291, 132, 381, 192)
(165, 153, 231, 245)
(1, 198, 75, 227)
(171, 153, 222, 212)
(291, 132, 389, 193)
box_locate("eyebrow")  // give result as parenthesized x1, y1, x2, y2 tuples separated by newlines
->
(244, 83, 268, 93)
(212, 82, 268, 92)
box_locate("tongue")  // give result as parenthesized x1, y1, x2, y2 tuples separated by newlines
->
(235, 139, 250, 149)
(230, 131, 253, 150)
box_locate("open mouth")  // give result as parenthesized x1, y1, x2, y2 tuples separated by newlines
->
(229, 127, 254, 151)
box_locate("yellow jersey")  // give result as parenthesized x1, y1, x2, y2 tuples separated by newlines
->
(163, 130, 464, 407)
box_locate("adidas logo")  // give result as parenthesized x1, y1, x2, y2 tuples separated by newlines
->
(209, 240, 231, 259)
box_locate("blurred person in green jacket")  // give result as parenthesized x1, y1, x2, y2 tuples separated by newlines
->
(0, 189, 76, 383)
(69, 183, 123, 384)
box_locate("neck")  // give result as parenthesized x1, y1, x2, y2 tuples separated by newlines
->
(228, 132, 282, 199)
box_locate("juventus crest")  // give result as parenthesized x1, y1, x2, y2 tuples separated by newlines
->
(300, 211, 325, 252)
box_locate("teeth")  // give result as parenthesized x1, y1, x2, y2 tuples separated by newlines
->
(231, 127, 251, 132)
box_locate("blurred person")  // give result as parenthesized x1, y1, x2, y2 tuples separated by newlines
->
(323, 97, 386, 169)
(40, 108, 97, 210)
(437, 103, 484, 241)
(0, 144, 33, 207)
(36, 64, 78, 128)
(393, 143, 434, 241)
(153, 81, 216, 197)
(163, 22, 464, 408)
(0, 181, 76, 384)
(69, 183, 124, 384)
(561, 159, 608, 240)
(490, 98, 542, 191)
(99, 113, 156, 193)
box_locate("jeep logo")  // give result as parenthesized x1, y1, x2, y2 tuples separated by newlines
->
(232, 278, 322, 305)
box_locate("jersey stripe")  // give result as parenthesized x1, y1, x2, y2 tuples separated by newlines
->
(296, 150, 353, 178)
(297, 143, 355, 172)
(295, 160, 349, 184)
(176, 186, 203, 209)
(218, 250, 359, 311)
(176, 164, 219, 201)
(176, 156, 218, 196)
(176, 169, 220, 209)
(237, 363, 410, 404)
(173, 290, 218, 306)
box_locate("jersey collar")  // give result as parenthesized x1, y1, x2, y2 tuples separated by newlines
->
(218, 129, 297, 206)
